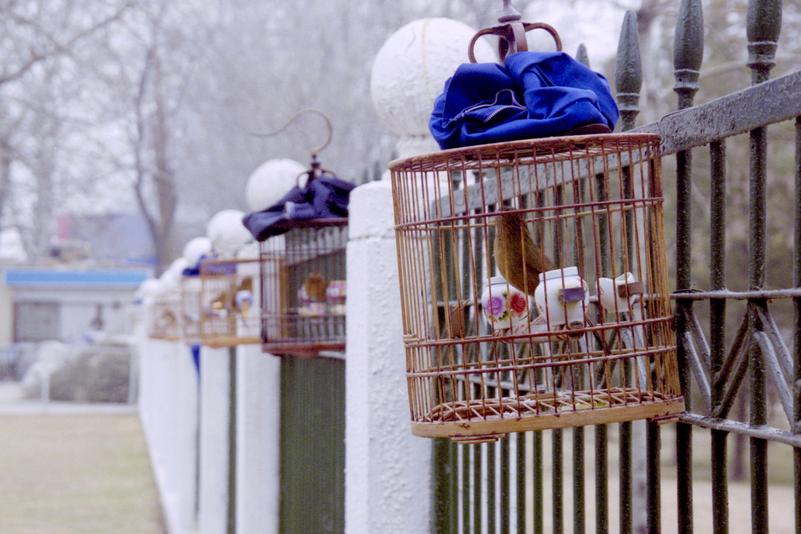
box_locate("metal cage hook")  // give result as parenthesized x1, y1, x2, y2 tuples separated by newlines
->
(251, 108, 333, 159)
(468, 0, 562, 62)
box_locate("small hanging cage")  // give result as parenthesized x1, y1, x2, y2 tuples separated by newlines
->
(180, 276, 202, 344)
(194, 258, 261, 348)
(148, 291, 183, 341)
(260, 219, 348, 356)
(390, 134, 683, 441)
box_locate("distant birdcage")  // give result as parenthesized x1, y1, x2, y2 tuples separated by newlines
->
(180, 277, 202, 345)
(390, 134, 683, 442)
(193, 258, 261, 348)
(259, 219, 348, 356)
(148, 291, 182, 341)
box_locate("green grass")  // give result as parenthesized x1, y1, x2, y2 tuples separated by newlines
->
(0, 414, 165, 534)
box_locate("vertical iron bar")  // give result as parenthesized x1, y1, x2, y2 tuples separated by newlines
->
(574, 427, 586, 534)
(747, 3, 781, 533)
(553, 429, 564, 534)
(474, 442, 483, 534)
(573, 48, 589, 533)
(501, 436, 510, 533)
(227, 348, 237, 534)
(533, 432, 543, 534)
(710, 140, 729, 534)
(616, 13, 642, 533)
(596, 425, 609, 534)
(794, 116, 801, 534)
(451, 440, 459, 533)
(463, 444, 471, 533)
(647, 421, 661, 534)
(488, 440, 497, 534)
(517, 433, 526, 534)
(434, 439, 454, 533)
(673, 2, 704, 532)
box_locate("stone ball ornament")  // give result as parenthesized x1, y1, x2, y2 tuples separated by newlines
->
(182, 236, 212, 268)
(161, 257, 189, 289)
(136, 278, 163, 304)
(245, 158, 306, 212)
(370, 18, 495, 139)
(207, 209, 251, 256)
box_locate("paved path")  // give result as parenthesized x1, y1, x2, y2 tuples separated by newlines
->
(0, 412, 165, 534)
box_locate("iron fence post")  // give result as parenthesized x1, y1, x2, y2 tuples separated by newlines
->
(746, 2, 781, 533)
(673, 2, 704, 533)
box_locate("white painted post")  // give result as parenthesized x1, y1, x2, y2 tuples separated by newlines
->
(235, 344, 280, 534)
(345, 18, 493, 534)
(198, 346, 232, 534)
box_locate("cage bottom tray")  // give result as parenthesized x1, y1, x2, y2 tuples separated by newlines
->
(262, 341, 346, 357)
(203, 335, 261, 349)
(412, 388, 684, 441)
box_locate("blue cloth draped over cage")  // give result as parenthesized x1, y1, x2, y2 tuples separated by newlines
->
(429, 51, 620, 150)
(243, 172, 355, 242)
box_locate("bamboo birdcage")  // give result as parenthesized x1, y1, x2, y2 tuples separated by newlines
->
(259, 219, 348, 356)
(390, 134, 683, 442)
(148, 291, 182, 341)
(179, 276, 203, 345)
(195, 258, 261, 348)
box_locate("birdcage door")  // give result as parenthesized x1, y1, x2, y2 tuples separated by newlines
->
(279, 355, 345, 533)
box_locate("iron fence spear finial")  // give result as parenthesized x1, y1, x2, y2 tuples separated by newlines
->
(615, 11, 642, 131)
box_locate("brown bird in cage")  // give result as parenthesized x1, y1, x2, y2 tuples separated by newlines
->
(303, 272, 329, 302)
(494, 211, 554, 296)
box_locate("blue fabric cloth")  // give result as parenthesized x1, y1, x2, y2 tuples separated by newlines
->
(429, 52, 619, 149)
(191, 344, 201, 376)
(243, 172, 355, 242)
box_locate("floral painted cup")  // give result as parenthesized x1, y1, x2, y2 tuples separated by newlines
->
(481, 276, 530, 331)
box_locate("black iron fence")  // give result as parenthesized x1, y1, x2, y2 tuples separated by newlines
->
(433, 1, 801, 532)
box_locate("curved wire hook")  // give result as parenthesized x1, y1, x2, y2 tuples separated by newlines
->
(250, 108, 333, 157)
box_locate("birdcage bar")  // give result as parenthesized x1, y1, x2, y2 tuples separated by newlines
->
(180, 276, 202, 344)
(148, 291, 182, 341)
(391, 133, 682, 441)
(192, 258, 262, 348)
(259, 218, 348, 356)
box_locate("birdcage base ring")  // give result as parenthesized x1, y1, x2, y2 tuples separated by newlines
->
(262, 341, 346, 358)
(203, 335, 261, 349)
(411, 393, 684, 440)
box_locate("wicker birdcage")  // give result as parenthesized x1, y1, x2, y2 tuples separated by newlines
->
(179, 276, 202, 344)
(390, 134, 683, 442)
(259, 219, 348, 356)
(192, 258, 261, 348)
(148, 291, 182, 341)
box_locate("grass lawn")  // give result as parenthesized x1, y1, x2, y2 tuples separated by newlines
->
(0, 414, 164, 534)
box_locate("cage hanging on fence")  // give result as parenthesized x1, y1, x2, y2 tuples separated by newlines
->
(148, 291, 183, 341)
(179, 276, 202, 345)
(259, 219, 348, 356)
(248, 110, 352, 357)
(191, 257, 261, 348)
(390, 134, 683, 442)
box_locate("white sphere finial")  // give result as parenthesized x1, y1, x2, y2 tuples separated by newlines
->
(370, 18, 495, 158)
(245, 158, 306, 212)
(207, 209, 251, 256)
(182, 237, 212, 268)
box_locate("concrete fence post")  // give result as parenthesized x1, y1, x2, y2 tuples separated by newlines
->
(344, 18, 493, 533)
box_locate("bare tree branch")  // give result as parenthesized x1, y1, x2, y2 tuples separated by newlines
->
(0, 1, 133, 85)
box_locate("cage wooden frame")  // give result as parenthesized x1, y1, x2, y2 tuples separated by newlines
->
(259, 219, 348, 357)
(148, 291, 182, 341)
(389, 133, 683, 442)
(190, 257, 262, 348)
